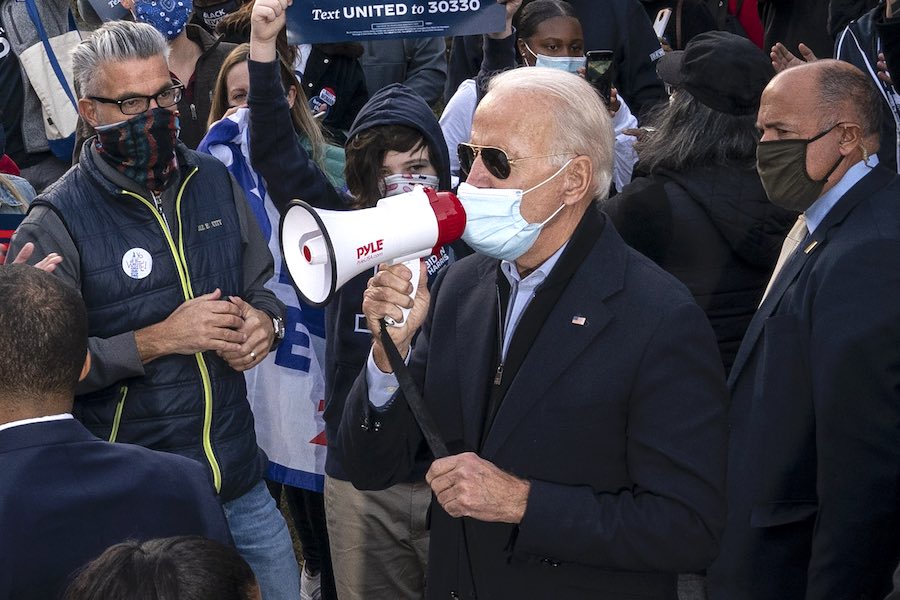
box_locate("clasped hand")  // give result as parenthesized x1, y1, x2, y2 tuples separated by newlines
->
(145, 289, 273, 371)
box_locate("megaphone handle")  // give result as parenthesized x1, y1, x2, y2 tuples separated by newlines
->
(384, 258, 421, 327)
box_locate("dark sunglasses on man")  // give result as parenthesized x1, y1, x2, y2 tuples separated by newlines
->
(458, 142, 570, 180)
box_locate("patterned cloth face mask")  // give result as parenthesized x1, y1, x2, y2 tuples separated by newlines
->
(133, 0, 193, 40)
(95, 107, 180, 193)
(379, 173, 441, 197)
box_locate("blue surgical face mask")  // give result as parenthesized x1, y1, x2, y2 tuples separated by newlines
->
(134, 0, 193, 41)
(457, 159, 573, 261)
(523, 42, 585, 74)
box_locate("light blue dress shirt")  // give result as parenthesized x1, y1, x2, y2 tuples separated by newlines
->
(365, 243, 569, 408)
(805, 156, 878, 234)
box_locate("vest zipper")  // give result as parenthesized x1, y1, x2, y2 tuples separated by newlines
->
(108, 385, 128, 443)
(120, 166, 223, 493)
(150, 190, 171, 232)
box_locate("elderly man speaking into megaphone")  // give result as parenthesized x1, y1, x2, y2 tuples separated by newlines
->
(332, 65, 729, 599)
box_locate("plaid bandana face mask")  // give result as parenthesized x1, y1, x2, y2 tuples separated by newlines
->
(95, 108, 180, 194)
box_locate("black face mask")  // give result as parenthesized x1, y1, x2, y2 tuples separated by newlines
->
(196, 0, 239, 32)
(756, 124, 844, 212)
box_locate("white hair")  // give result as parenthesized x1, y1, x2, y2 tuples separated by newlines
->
(486, 67, 615, 198)
(72, 21, 170, 97)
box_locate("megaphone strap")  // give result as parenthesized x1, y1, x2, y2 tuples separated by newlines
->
(378, 318, 450, 459)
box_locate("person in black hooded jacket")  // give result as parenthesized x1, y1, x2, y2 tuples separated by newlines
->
(320, 84, 468, 600)
(603, 31, 795, 375)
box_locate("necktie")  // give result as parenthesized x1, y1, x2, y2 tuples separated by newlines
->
(760, 214, 808, 305)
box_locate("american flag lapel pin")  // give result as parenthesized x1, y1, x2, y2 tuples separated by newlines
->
(571, 315, 587, 326)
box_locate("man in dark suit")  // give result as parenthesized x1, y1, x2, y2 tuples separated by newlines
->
(333, 67, 728, 599)
(0, 264, 231, 600)
(707, 60, 900, 599)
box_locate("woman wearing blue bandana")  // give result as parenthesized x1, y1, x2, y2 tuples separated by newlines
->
(121, 0, 236, 148)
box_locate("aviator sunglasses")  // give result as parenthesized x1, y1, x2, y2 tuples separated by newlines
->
(458, 143, 571, 179)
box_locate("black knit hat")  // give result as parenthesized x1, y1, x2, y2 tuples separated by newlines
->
(655, 31, 775, 116)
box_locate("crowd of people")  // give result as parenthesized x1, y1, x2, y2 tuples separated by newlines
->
(2, 0, 900, 599)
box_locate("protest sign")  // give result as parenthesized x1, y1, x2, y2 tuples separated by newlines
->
(286, 0, 504, 44)
(84, 0, 129, 22)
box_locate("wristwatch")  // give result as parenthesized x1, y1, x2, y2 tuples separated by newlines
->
(270, 315, 285, 350)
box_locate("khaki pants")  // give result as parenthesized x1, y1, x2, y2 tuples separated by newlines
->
(324, 476, 430, 600)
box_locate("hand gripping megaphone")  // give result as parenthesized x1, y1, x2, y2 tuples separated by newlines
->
(280, 186, 466, 323)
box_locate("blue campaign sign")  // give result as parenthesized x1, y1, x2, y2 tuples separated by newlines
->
(286, 1, 505, 45)
(85, 0, 130, 22)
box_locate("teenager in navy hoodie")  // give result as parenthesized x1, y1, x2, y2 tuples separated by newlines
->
(321, 84, 467, 600)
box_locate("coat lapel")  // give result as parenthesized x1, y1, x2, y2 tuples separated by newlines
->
(727, 166, 896, 386)
(480, 221, 626, 458)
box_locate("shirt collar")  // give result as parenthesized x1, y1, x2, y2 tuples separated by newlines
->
(805, 155, 878, 234)
(500, 241, 569, 289)
(0, 413, 73, 434)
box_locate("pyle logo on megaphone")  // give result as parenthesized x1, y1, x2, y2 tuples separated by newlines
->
(357, 239, 384, 261)
(280, 186, 466, 314)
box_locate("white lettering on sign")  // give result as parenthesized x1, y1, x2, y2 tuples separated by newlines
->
(311, 8, 341, 19)
(427, 0, 481, 13)
(342, 3, 408, 18)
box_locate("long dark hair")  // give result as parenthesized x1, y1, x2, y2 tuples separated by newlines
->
(635, 91, 759, 173)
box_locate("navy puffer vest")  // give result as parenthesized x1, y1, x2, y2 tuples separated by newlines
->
(35, 147, 266, 502)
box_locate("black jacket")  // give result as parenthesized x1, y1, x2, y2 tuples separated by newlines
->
(708, 165, 900, 599)
(835, 5, 900, 171)
(335, 207, 728, 598)
(177, 25, 236, 148)
(299, 43, 370, 145)
(757, 0, 834, 59)
(446, 0, 666, 118)
(604, 165, 795, 374)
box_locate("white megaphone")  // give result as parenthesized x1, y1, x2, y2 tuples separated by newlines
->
(280, 186, 466, 324)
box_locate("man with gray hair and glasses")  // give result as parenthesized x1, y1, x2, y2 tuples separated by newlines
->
(334, 66, 729, 599)
(9, 20, 300, 600)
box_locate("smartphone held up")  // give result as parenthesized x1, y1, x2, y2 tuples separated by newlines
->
(585, 49, 615, 104)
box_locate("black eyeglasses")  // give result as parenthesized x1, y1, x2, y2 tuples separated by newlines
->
(457, 143, 570, 179)
(89, 80, 185, 115)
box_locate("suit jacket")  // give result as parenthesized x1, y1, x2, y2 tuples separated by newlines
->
(707, 166, 900, 600)
(335, 207, 728, 599)
(0, 418, 232, 600)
